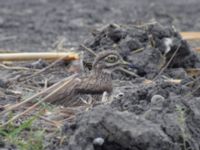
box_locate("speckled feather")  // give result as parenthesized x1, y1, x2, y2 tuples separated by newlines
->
(45, 51, 122, 107)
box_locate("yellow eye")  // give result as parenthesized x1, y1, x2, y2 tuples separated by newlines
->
(105, 55, 118, 63)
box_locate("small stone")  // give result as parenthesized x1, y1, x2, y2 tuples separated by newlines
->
(93, 137, 104, 146)
(151, 95, 165, 104)
(117, 92, 124, 98)
(151, 95, 165, 110)
(163, 37, 173, 54)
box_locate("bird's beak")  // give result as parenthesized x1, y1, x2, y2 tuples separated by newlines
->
(120, 60, 130, 65)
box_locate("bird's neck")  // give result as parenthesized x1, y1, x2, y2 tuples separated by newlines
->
(89, 68, 113, 94)
(92, 68, 112, 79)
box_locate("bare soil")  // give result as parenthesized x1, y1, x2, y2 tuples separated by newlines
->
(0, 0, 200, 150)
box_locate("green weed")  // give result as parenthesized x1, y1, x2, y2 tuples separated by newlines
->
(176, 105, 190, 150)
(0, 115, 44, 150)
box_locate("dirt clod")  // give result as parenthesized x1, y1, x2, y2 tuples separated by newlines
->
(61, 24, 200, 150)
(0, 1, 200, 150)
(82, 24, 200, 79)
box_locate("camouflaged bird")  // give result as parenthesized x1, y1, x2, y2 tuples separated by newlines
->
(45, 50, 129, 107)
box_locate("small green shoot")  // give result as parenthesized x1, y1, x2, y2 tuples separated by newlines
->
(176, 105, 190, 150)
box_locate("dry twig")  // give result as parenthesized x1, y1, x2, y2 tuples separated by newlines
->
(0, 63, 32, 70)
(181, 32, 200, 40)
(0, 52, 79, 62)
(0, 74, 78, 127)
(0, 74, 77, 117)
(153, 43, 181, 80)
(18, 54, 77, 82)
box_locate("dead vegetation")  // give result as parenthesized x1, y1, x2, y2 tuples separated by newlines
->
(1, 24, 200, 149)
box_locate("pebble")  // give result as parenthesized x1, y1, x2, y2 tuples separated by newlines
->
(93, 137, 104, 146)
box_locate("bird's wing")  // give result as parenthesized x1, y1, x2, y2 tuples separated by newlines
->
(42, 74, 82, 105)
(43, 72, 111, 107)
(76, 73, 112, 94)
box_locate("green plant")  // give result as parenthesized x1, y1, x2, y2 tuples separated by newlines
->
(176, 105, 190, 150)
(26, 130, 44, 150)
(0, 115, 44, 150)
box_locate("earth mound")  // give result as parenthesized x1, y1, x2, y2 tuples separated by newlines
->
(61, 24, 200, 150)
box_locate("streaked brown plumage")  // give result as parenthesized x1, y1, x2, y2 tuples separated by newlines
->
(45, 51, 128, 107)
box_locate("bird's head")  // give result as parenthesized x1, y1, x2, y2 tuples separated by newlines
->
(92, 51, 129, 73)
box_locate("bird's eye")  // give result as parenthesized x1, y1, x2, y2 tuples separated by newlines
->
(105, 55, 118, 63)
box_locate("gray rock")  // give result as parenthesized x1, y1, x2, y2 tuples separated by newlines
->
(66, 106, 176, 150)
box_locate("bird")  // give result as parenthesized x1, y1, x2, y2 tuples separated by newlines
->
(44, 50, 129, 107)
